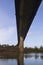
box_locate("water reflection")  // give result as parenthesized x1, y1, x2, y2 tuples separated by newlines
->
(34, 53, 39, 59)
(0, 53, 43, 65)
(40, 54, 43, 60)
(24, 53, 43, 60)
(17, 53, 24, 65)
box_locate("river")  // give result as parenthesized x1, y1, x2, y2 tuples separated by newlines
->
(0, 53, 43, 65)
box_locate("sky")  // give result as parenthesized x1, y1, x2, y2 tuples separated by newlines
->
(0, 0, 43, 48)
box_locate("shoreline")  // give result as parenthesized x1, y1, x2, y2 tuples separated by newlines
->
(0, 45, 43, 59)
(0, 45, 43, 53)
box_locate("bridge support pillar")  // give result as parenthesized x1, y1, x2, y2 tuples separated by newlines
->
(18, 36, 24, 52)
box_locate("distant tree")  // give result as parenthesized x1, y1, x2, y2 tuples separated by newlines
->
(0, 44, 2, 47)
(2, 44, 7, 47)
(6, 44, 9, 46)
(34, 46, 38, 50)
(12, 45, 14, 47)
(25, 47, 27, 48)
(40, 46, 43, 49)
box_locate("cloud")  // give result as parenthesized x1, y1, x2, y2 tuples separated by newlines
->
(0, 4, 17, 45)
(0, 27, 17, 44)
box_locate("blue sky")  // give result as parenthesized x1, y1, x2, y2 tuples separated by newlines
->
(0, 0, 43, 48)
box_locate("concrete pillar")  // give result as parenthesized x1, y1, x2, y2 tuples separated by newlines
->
(18, 0, 24, 52)
(18, 36, 24, 52)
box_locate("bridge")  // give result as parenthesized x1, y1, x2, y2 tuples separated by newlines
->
(14, 0, 42, 52)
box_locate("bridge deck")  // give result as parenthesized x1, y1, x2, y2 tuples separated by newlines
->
(15, 0, 42, 42)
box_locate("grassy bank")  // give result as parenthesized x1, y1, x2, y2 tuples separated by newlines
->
(0, 45, 43, 53)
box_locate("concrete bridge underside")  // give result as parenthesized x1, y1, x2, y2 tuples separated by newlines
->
(15, 0, 42, 52)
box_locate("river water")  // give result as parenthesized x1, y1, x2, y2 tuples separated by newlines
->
(0, 53, 43, 65)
